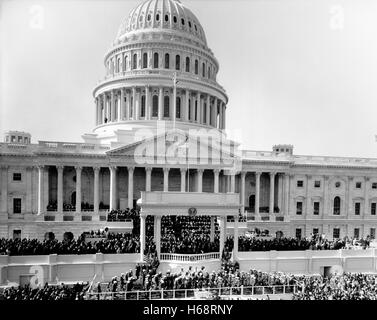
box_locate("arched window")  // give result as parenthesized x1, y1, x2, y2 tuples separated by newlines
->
(195, 60, 198, 74)
(181, 18, 185, 26)
(164, 96, 170, 117)
(333, 196, 341, 215)
(173, 16, 177, 23)
(165, 53, 170, 69)
(153, 53, 159, 68)
(142, 53, 148, 69)
(175, 55, 180, 70)
(156, 13, 160, 21)
(141, 95, 146, 117)
(130, 97, 133, 118)
(185, 57, 190, 72)
(203, 103, 206, 123)
(152, 95, 158, 117)
(124, 55, 128, 71)
(202, 62, 205, 77)
(176, 97, 181, 118)
(195, 100, 198, 120)
(165, 14, 169, 22)
(132, 53, 137, 69)
(208, 66, 211, 79)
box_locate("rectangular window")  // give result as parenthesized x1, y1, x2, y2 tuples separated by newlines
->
(354, 228, 360, 239)
(295, 228, 302, 239)
(333, 228, 340, 239)
(313, 202, 320, 215)
(13, 198, 21, 214)
(372, 183, 377, 189)
(314, 180, 321, 188)
(370, 228, 376, 239)
(13, 173, 22, 181)
(313, 228, 319, 235)
(372, 203, 376, 215)
(355, 202, 360, 215)
(297, 180, 303, 188)
(356, 182, 362, 189)
(296, 202, 303, 215)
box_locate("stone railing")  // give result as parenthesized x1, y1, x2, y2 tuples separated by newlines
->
(160, 252, 220, 262)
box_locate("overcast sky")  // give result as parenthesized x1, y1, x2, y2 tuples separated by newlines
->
(1, 0, 377, 158)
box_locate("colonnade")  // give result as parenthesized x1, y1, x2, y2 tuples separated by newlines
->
(95, 87, 226, 130)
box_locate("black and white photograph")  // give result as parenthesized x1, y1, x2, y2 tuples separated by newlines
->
(1, 0, 377, 312)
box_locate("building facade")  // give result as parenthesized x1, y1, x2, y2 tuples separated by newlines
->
(1, 0, 377, 242)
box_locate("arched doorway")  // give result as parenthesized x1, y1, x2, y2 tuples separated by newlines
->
(249, 195, 255, 211)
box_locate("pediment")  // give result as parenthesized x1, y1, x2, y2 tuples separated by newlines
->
(106, 130, 241, 167)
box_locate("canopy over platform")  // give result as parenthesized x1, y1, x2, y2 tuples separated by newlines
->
(137, 191, 241, 262)
(137, 191, 240, 217)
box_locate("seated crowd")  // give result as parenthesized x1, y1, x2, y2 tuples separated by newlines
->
(0, 282, 89, 301)
(0, 232, 152, 255)
(224, 233, 371, 252)
(107, 208, 140, 222)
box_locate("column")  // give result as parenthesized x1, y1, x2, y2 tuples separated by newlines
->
(323, 176, 329, 218)
(126, 90, 130, 120)
(128, 166, 134, 208)
(155, 216, 161, 259)
(95, 97, 100, 125)
(180, 168, 186, 192)
(158, 87, 163, 120)
(210, 216, 215, 242)
(255, 172, 261, 215)
(305, 175, 311, 217)
(37, 166, 43, 214)
(364, 177, 369, 218)
(212, 98, 217, 127)
(219, 100, 223, 129)
(110, 90, 115, 122)
(145, 167, 152, 192)
(284, 173, 290, 217)
(44, 167, 49, 210)
(222, 103, 226, 129)
(240, 172, 246, 213)
(140, 215, 146, 261)
(134, 88, 139, 120)
(230, 173, 235, 193)
(184, 90, 189, 121)
(214, 169, 220, 193)
(347, 177, 353, 219)
(57, 166, 64, 213)
(269, 172, 276, 214)
(196, 92, 201, 123)
(120, 89, 125, 121)
(26, 167, 32, 212)
(233, 214, 239, 260)
(109, 166, 117, 211)
(103, 94, 107, 122)
(197, 169, 203, 192)
(75, 166, 82, 213)
(163, 167, 169, 192)
(145, 86, 150, 120)
(93, 167, 100, 214)
(206, 95, 210, 125)
(219, 216, 226, 257)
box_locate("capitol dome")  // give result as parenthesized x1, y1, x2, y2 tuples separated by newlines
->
(90, 0, 228, 146)
(115, 0, 208, 47)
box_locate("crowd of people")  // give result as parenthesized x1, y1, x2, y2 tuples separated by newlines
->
(161, 233, 219, 254)
(0, 232, 148, 255)
(0, 282, 89, 300)
(107, 208, 140, 222)
(223, 234, 371, 252)
(294, 273, 377, 300)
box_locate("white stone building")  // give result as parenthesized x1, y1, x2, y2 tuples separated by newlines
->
(1, 0, 377, 243)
